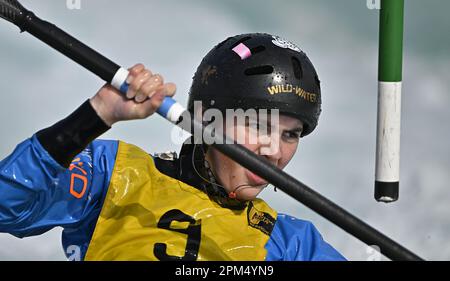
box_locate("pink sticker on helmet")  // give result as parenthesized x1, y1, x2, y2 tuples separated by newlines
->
(232, 43, 252, 60)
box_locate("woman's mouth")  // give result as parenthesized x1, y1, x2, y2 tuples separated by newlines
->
(245, 169, 268, 186)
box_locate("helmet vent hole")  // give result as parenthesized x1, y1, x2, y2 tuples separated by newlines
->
(230, 36, 252, 49)
(244, 65, 274, 76)
(292, 57, 303, 80)
(251, 46, 265, 54)
(215, 37, 233, 50)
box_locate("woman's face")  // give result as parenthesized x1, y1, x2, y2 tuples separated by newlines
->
(205, 114, 303, 201)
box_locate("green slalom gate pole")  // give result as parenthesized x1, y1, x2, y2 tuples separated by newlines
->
(375, 0, 404, 203)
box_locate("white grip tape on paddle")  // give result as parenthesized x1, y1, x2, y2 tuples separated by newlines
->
(375, 82, 402, 182)
(111, 67, 129, 90)
(166, 102, 185, 124)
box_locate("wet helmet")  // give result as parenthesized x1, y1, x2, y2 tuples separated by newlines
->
(188, 33, 322, 137)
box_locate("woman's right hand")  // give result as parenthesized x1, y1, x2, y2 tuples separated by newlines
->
(89, 63, 177, 126)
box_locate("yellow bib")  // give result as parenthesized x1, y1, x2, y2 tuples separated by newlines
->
(85, 141, 277, 261)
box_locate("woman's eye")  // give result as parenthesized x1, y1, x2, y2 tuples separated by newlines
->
(283, 131, 301, 141)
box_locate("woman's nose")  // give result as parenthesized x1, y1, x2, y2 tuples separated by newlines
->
(258, 134, 282, 164)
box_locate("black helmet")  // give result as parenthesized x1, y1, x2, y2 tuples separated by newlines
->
(188, 33, 322, 137)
